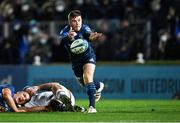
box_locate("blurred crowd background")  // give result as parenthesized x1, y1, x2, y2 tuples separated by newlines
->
(0, 0, 180, 65)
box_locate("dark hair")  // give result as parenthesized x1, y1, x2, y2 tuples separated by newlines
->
(68, 10, 81, 20)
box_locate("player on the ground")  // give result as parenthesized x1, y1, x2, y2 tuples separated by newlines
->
(15, 82, 84, 112)
(0, 83, 84, 112)
(59, 10, 104, 113)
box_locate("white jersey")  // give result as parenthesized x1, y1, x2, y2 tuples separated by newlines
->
(25, 86, 75, 108)
(25, 91, 54, 108)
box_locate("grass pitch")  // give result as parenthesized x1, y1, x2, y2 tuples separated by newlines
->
(0, 99, 180, 122)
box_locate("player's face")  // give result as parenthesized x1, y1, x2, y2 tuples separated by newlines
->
(14, 91, 30, 105)
(69, 16, 82, 31)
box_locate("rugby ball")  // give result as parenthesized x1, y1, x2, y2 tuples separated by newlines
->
(70, 39, 88, 54)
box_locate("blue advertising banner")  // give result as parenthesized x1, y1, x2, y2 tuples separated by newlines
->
(1, 65, 180, 99)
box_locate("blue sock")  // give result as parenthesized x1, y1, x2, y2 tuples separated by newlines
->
(86, 82, 96, 108)
(94, 81, 100, 90)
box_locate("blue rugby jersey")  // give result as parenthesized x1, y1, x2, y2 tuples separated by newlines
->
(59, 24, 96, 67)
(0, 84, 15, 111)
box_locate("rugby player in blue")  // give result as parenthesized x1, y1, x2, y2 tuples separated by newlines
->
(0, 84, 26, 112)
(59, 10, 104, 113)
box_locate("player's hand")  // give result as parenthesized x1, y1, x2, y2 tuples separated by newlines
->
(89, 32, 103, 41)
(26, 86, 39, 96)
(68, 27, 77, 39)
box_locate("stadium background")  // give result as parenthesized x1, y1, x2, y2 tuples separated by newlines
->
(0, 0, 180, 100)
